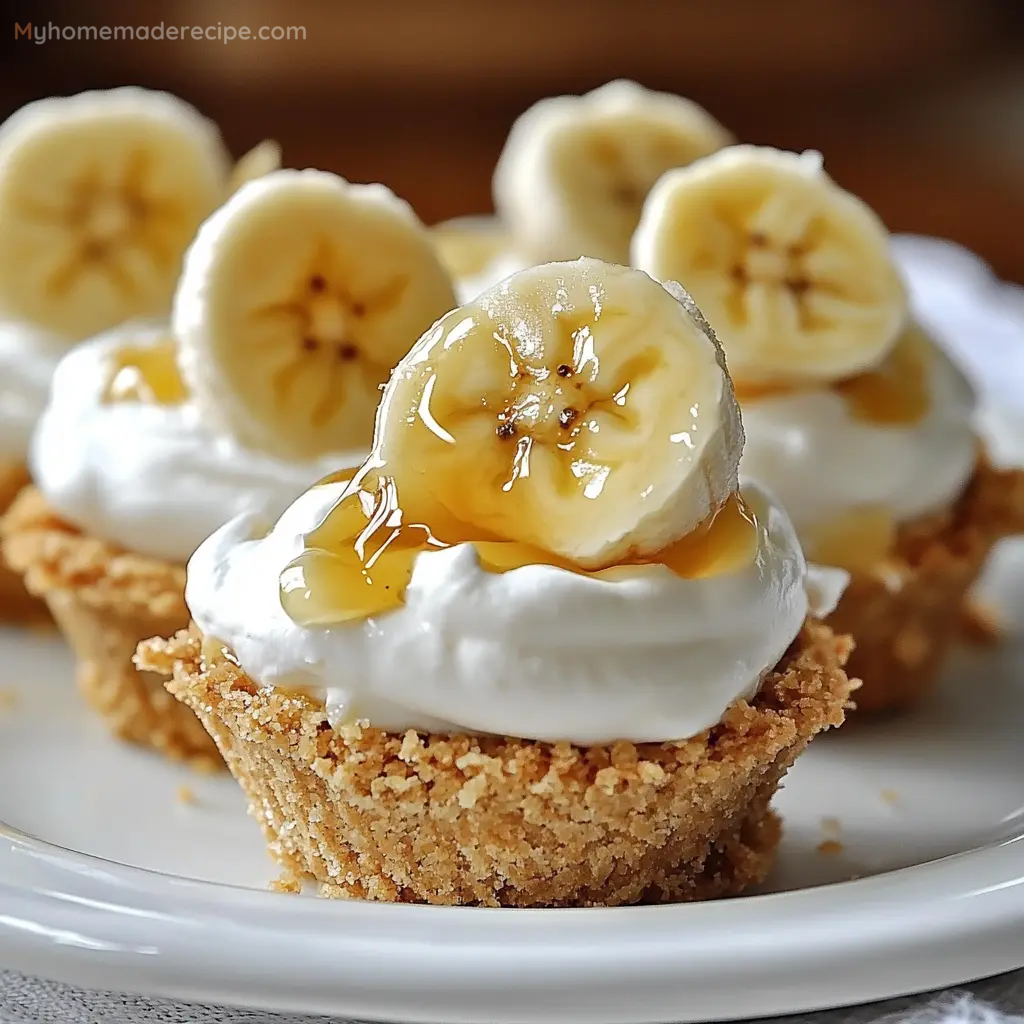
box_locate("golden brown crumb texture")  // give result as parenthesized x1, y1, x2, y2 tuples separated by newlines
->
(1, 486, 219, 764)
(0, 464, 50, 622)
(830, 458, 1024, 714)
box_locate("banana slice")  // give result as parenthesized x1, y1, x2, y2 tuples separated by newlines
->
(174, 169, 457, 459)
(430, 216, 513, 281)
(632, 145, 908, 386)
(0, 87, 230, 339)
(493, 80, 732, 265)
(374, 259, 743, 569)
(229, 139, 282, 194)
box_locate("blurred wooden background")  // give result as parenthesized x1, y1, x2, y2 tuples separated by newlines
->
(3, 0, 1023, 281)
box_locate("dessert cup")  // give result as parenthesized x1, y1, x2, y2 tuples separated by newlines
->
(0, 87, 242, 626)
(2, 166, 456, 763)
(2, 486, 216, 763)
(630, 145, 1024, 716)
(139, 259, 855, 905)
(825, 456, 1024, 714)
(139, 621, 852, 907)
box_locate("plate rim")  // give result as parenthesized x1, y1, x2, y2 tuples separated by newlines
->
(1, 821, 1022, 1024)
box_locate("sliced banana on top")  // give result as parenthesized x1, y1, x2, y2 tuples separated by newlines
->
(228, 139, 282, 194)
(375, 259, 743, 569)
(174, 169, 457, 459)
(0, 87, 230, 340)
(493, 80, 732, 266)
(430, 215, 513, 281)
(632, 145, 908, 386)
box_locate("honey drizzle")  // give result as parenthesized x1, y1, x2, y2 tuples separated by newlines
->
(834, 324, 932, 426)
(643, 493, 759, 579)
(102, 339, 188, 406)
(805, 506, 897, 572)
(280, 475, 760, 628)
(734, 324, 933, 427)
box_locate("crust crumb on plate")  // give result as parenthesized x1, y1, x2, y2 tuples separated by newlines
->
(816, 840, 844, 857)
(139, 621, 854, 908)
(1, 486, 220, 765)
(270, 869, 304, 894)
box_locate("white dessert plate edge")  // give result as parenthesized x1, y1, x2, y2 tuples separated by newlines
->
(0, 823, 1022, 1024)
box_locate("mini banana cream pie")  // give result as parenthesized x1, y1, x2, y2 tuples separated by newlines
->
(433, 79, 733, 302)
(2, 168, 456, 763)
(633, 145, 1024, 713)
(0, 86, 277, 621)
(139, 261, 854, 906)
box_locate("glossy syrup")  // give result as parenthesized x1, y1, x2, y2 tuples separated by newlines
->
(279, 470, 759, 628)
(820, 326, 933, 568)
(734, 325, 933, 427)
(103, 340, 188, 405)
(834, 323, 932, 426)
(734, 327, 933, 571)
(805, 506, 897, 573)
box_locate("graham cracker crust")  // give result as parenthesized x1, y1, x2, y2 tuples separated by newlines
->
(1, 486, 219, 766)
(0, 463, 49, 623)
(828, 458, 1024, 715)
(139, 621, 854, 907)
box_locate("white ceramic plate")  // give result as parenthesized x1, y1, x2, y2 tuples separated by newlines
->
(0, 544, 1023, 1024)
(0, 238, 1023, 1023)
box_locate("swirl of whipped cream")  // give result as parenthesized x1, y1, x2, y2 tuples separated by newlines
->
(0, 321, 70, 460)
(30, 324, 361, 563)
(186, 479, 846, 745)
(739, 337, 977, 533)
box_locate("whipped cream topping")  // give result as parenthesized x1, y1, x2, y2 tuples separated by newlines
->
(740, 337, 977, 533)
(0, 322, 70, 460)
(186, 479, 846, 745)
(30, 324, 362, 563)
(894, 235, 1024, 470)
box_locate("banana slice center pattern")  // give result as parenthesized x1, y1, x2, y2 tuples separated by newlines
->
(589, 136, 649, 220)
(250, 244, 409, 430)
(710, 185, 849, 331)
(487, 314, 652, 499)
(418, 297, 658, 506)
(589, 130, 699, 222)
(25, 151, 182, 302)
(724, 228, 821, 327)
